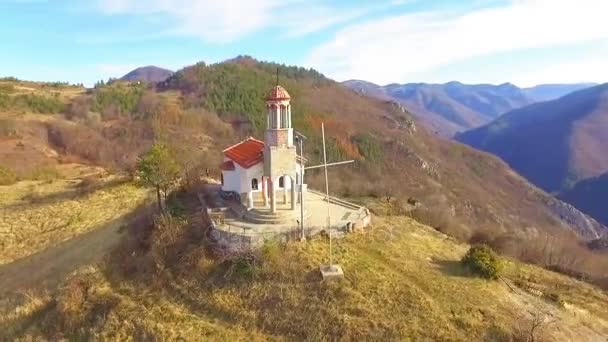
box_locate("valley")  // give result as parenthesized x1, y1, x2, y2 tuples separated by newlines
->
(457, 83, 608, 227)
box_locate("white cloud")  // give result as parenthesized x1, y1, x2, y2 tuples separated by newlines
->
(96, 0, 376, 43)
(305, 0, 608, 84)
(97, 0, 279, 42)
(511, 49, 608, 87)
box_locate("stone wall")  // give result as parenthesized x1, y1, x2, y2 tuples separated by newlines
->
(264, 145, 297, 183)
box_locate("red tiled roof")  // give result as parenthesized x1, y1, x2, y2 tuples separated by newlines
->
(266, 85, 291, 101)
(223, 137, 265, 169)
(220, 160, 235, 171)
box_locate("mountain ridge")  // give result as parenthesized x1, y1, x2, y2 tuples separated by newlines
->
(456, 83, 608, 194)
(120, 65, 174, 83)
(342, 80, 596, 137)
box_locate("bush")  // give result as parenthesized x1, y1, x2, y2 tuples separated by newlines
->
(28, 165, 61, 181)
(543, 292, 565, 307)
(14, 93, 65, 114)
(461, 244, 502, 279)
(54, 273, 119, 335)
(0, 165, 18, 185)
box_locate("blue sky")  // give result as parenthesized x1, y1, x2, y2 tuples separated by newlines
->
(1, 0, 607, 87)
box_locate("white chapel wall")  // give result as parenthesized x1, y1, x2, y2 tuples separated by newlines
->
(242, 162, 264, 193)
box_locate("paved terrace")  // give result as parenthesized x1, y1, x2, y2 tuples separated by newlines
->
(201, 185, 370, 249)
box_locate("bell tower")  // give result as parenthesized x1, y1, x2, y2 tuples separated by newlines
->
(263, 83, 298, 213)
(264, 85, 293, 147)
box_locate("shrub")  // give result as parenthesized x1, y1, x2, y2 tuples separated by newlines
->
(543, 292, 565, 307)
(54, 273, 119, 335)
(14, 93, 65, 114)
(224, 252, 262, 280)
(150, 214, 188, 268)
(0, 165, 18, 185)
(461, 244, 502, 279)
(28, 165, 61, 181)
(0, 92, 10, 108)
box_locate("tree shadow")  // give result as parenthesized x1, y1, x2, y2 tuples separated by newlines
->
(432, 259, 470, 278)
(8, 177, 131, 209)
(0, 200, 156, 297)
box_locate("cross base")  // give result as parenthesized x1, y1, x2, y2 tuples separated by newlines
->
(319, 264, 344, 281)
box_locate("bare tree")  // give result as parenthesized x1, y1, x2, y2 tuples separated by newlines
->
(515, 308, 557, 342)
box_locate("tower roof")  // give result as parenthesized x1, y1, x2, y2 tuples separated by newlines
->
(223, 137, 265, 168)
(266, 85, 291, 101)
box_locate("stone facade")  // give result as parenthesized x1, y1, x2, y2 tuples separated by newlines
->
(264, 128, 292, 147)
(264, 146, 297, 183)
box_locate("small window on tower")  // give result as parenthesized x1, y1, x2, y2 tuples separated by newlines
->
(278, 176, 284, 188)
(281, 106, 287, 128)
(251, 178, 259, 190)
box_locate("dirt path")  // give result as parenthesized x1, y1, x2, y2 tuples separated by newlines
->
(0, 214, 128, 296)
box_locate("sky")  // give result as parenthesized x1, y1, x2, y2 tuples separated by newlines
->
(1, 0, 607, 87)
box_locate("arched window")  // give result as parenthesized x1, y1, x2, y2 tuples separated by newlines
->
(278, 176, 284, 188)
(251, 178, 259, 190)
(280, 105, 287, 128)
(269, 105, 276, 128)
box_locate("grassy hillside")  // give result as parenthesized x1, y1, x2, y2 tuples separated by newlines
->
(0, 69, 607, 339)
(2, 193, 607, 340)
(0, 168, 151, 265)
(1, 58, 607, 284)
(457, 83, 608, 193)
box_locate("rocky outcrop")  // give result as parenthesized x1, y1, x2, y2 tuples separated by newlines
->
(544, 197, 607, 239)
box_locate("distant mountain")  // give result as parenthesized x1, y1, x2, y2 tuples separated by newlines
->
(523, 83, 597, 102)
(343, 80, 535, 137)
(120, 66, 174, 83)
(560, 172, 608, 226)
(457, 83, 608, 193)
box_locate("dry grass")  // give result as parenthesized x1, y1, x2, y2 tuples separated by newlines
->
(0, 175, 151, 265)
(4, 209, 608, 340)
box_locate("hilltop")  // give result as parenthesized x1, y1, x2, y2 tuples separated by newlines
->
(2, 58, 606, 246)
(1, 58, 608, 340)
(120, 66, 174, 83)
(457, 83, 608, 194)
(3, 203, 608, 340)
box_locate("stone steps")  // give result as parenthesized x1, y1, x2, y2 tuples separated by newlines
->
(245, 208, 311, 224)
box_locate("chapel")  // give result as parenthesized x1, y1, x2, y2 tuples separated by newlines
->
(220, 84, 304, 214)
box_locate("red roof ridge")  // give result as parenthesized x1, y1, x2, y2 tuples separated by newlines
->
(223, 137, 265, 169)
(222, 136, 264, 153)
